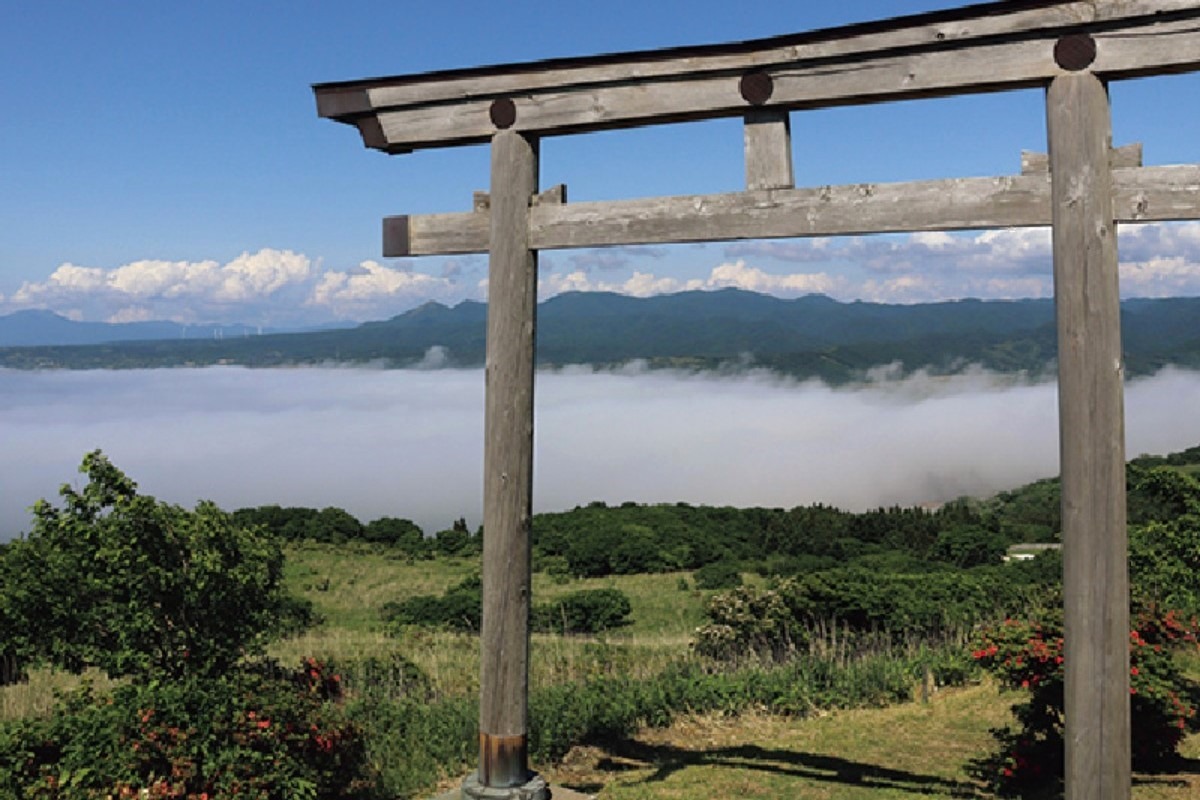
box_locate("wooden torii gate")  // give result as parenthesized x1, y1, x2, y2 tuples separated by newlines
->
(314, 2, 1200, 798)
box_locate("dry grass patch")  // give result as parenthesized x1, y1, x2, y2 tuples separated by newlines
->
(0, 668, 117, 722)
(284, 543, 477, 632)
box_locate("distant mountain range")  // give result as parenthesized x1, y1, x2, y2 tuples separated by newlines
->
(3, 290, 1199, 382)
(0, 309, 349, 348)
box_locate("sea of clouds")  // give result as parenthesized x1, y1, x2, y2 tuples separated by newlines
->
(2, 364, 1199, 539)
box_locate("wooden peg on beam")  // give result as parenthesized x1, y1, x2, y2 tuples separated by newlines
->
(474, 191, 491, 211)
(531, 183, 567, 207)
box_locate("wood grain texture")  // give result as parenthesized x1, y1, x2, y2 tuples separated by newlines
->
(1022, 142, 1143, 174)
(744, 111, 794, 191)
(382, 164, 1200, 256)
(1115, 163, 1200, 221)
(317, 4, 1200, 152)
(316, 0, 1199, 115)
(1048, 72, 1131, 800)
(479, 130, 539, 788)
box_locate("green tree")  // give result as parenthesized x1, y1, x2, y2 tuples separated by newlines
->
(930, 523, 1008, 567)
(306, 506, 364, 544)
(2, 451, 299, 680)
(364, 516, 426, 553)
(693, 560, 743, 590)
(1129, 467, 1200, 614)
(433, 518, 477, 556)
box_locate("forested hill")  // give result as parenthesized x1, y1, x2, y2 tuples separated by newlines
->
(0, 308, 342, 347)
(3, 289, 1200, 382)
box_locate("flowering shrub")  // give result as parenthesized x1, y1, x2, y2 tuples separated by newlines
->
(694, 582, 803, 661)
(970, 605, 1200, 796)
(0, 659, 380, 799)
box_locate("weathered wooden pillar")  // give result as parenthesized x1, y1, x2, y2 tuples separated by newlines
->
(1047, 69, 1131, 800)
(466, 128, 546, 799)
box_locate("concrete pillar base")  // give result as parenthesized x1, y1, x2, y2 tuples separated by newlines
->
(433, 773, 593, 800)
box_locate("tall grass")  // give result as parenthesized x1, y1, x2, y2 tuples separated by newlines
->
(0, 668, 117, 722)
(1, 547, 985, 799)
(341, 641, 961, 798)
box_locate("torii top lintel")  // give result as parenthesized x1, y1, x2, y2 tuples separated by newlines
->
(313, 0, 1200, 154)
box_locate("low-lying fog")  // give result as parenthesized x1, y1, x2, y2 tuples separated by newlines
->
(3, 364, 1198, 539)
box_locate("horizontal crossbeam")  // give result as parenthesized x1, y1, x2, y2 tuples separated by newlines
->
(382, 163, 1200, 256)
(1021, 142, 1143, 175)
(316, 1, 1200, 153)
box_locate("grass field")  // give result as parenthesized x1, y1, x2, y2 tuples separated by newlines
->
(541, 682, 1200, 800)
(6, 543, 1199, 799)
(275, 544, 714, 697)
(282, 542, 712, 640)
(279, 544, 1200, 799)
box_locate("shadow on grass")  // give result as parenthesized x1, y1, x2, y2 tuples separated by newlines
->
(568, 738, 981, 798)
(1133, 754, 1200, 790)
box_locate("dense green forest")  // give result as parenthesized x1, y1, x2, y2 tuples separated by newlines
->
(229, 442, 1200, 578)
(4, 290, 1200, 382)
(2, 443, 1197, 798)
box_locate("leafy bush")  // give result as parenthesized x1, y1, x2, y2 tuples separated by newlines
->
(694, 584, 803, 661)
(334, 652, 432, 703)
(534, 553, 572, 584)
(2, 451, 305, 680)
(781, 566, 1043, 640)
(532, 588, 633, 634)
(1128, 468, 1200, 615)
(695, 564, 1046, 662)
(969, 605, 1200, 796)
(693, 560, 743, 590)
(362, 516, 425, 552)
(382, 574, 482, 633)
(929, 524, 1008, 567)
(432, 518, 479, 557)
(0, 658, 379, 799)
(560, 523, 667, 578)
(345, 694, 476, 799)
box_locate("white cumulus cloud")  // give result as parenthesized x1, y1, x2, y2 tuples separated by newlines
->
(537, 261, 838, 300)
(310, 260, 462, 317)
(1120, 256, 1200, 296)
(9, 249, 315, 323)
(705, 260, 843, 295)
(3, 220, 1199, 324)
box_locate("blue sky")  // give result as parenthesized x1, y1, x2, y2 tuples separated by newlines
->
(3, 0, 1199, 326)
